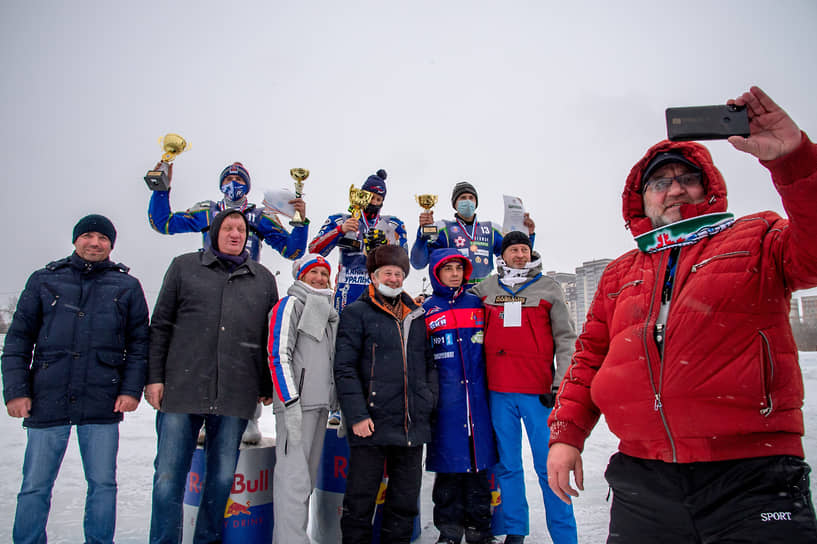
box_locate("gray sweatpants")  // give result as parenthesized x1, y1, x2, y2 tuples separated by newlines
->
(272, 407, 329, 544)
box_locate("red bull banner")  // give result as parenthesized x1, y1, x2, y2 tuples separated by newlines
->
(310, 427, 420, 543)
(183, 441, 276, 544)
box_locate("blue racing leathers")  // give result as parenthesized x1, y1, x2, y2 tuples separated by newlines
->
(148, 190, 307, 261)
(309, 212, 407, 311)
(410, 216, 535, 287)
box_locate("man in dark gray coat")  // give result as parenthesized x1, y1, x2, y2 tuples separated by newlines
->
(146, 209, 279, 544)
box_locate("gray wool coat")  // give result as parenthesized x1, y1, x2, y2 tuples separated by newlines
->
(148, 249, 279, 420)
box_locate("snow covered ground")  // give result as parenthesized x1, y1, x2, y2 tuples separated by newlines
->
(1, 352, 816, 543)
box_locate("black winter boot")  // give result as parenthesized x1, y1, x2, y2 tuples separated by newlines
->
(503, 536, 525, 544)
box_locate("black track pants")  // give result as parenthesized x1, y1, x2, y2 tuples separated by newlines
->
(605, 453, 817, 544)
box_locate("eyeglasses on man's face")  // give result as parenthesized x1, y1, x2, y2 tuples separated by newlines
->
(643, 172, 703, 194)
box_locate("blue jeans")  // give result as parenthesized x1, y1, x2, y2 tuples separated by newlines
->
(13, 423, 119, 544)
(490, 392, 577, 543)
(149, 412, 247, 544)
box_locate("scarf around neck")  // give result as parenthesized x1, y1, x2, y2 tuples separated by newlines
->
(498, 256, 542, 287)
(635, 212, 735, 253)
(290, 281, 338, 341)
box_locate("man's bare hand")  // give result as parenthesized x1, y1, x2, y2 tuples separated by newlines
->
(144, 383, 164, 411)
(523, 212, 535, 235)
(547, 442, 584, 504)
(727, 86, 801, 161)
(352, 418, 375, 438)
(114, 395, 139, 412)
(153, 162, 173, 185)
(6, 397, 31, 418)
(341, 218, 359, 234)
(289, 198, 306, 219)
(418, 211, 434, 227)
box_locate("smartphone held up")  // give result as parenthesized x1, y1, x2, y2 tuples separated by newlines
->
(666, 104, 750, 142)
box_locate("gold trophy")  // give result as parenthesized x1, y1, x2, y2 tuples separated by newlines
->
(337, 185, 374, 252)
(144, 133, 190, 191)
(415, 194, 439, 239)
(289, 168, 309, 227)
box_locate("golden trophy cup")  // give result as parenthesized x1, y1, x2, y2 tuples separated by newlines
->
(289, 168, 309, 227)
(337, 185, 374, 252)
(415, 194, 439, 238)
(144, 133, 190, 191)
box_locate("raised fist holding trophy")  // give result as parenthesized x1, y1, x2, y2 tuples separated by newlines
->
(416, 193, 439, 240)
(337, 185, 374, 252)
(289, 168, 309, 227)
(144, 133, 189, 191)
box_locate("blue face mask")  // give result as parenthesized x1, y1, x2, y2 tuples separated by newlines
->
(221, 180, 248, 201)
(456, 200, 476, 219)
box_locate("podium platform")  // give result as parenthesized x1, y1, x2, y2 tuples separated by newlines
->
(182, 437, 276, 544)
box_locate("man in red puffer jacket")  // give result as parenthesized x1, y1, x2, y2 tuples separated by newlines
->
(547, 86, 817, 543)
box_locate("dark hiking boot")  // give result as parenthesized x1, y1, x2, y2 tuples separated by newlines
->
(464, 525, 498, 543)
(504, 536, 525, 544)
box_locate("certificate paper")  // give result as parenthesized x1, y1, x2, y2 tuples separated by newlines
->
(502, 195, 526, 234)
(503, 301, 522, 327)
(262, 188, 297, 218)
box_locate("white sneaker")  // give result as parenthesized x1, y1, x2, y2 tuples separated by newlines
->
(242, 418, 262, 444)
(328, 410, 342, 426)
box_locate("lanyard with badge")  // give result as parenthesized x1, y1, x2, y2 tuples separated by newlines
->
(499, 273, 541, 327)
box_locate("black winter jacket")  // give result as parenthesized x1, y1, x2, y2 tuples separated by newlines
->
(334, 285, 437, 447)
(148, 249, 278, 420)
(1, 253, 149, 428)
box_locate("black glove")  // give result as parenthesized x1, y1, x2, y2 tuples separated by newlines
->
(539, 393, 556, 408)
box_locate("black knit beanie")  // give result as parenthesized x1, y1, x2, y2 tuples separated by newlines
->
(500, 231, 532, 257)
(72, 214, 117, 248)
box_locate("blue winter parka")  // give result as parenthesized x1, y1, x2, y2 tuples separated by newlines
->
(1, 253, 149, 428)
(423, 249, 497, 473)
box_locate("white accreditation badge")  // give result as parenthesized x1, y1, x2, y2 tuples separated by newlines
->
(503, 301, 522, 327)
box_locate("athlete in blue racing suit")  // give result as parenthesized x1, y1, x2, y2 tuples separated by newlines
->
(147, 161, 308, 262)
(410, 181, 535, 288)
(308, 169, 407, 312)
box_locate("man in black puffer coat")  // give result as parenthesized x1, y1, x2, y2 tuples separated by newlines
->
(334, 244, 437, 544)
(2, 214, 149, 544)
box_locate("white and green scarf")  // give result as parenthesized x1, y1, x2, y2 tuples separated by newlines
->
(635, 212, 735, 253)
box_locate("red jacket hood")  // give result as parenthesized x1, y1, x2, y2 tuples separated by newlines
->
(623, 140, 729, 237)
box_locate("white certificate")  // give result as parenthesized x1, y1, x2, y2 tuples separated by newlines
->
(262, 188, 297, 218)
(503, 301, 522, 327)
(502, 195, 526, 234)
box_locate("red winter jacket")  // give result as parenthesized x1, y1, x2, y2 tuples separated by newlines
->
(549, 134, 817, 463)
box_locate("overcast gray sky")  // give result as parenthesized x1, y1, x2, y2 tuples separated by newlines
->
(2, 1, 816, 305)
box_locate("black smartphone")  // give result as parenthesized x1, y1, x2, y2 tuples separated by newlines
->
(666, 104, 750, 141)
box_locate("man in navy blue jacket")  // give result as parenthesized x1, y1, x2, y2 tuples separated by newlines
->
(1, 214, 149, 544)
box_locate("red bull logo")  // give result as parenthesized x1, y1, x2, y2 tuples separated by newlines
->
(183, 446, 275, 544)
(232, 469, 270, 494)
(224, 498, 252, 518)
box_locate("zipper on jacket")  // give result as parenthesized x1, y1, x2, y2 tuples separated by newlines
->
(690, 251, 751, 273)
(642, 248, 678, 462)
(395, 319, 411, 438)
(758, 331, 775, 417)
(42, 284, 61, 340)
(607, 279, 643, 299)
(368, 344, 377, 404)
